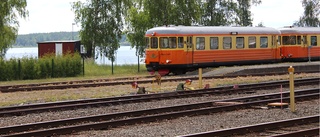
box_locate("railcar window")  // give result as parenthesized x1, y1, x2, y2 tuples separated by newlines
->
(223, 37, 232, 49)
(236, 37, 244, 49)
(151, 37, 158, 49)
(260, 37, 268, 48)
(178, 37, 184, 48)
(297, 36, 302, 44)
(169, 37, 177, 48)
(145, 37, 150, 48)
(160, 37, 169, 48)
(282, 36, 296, 45)
(278, 36, 281, 45)
(248, 36, 256, 48)
(290, 36, 296, 45)
(196, 37, 205, 50)
(282, 36, 289, 45)
(311, 36, 317, 46)
(210, 37, 218, 49)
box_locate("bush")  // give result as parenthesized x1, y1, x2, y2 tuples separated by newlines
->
(0, 53, 82, 81)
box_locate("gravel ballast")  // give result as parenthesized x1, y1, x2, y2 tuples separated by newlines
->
(0, 85, 319, 137)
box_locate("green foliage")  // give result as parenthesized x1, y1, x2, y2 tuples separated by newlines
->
(293, 0, 320, 27)
(20, 57, 39, 79)
(14, 32, 80, 47)
(256, 22, 265, 27)
(200, 0, 260, 26)
(0, 58, 21, 80)
(73, 0, 131, 74)
(0, 0, 28, 58)
(72, 0, 128, 61)
(123, 0, 261, 60)
(125, 4, 151, 57)
(0, 53, 82, 81)
(84, 59, 147, 76)
(14, 32, 128, 47)
(38, 57, 52, 78)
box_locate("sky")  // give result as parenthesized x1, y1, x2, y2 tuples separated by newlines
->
(17, 0, 305, 34)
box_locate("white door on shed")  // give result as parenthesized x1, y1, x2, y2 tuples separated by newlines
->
(55, 43, 63, 56)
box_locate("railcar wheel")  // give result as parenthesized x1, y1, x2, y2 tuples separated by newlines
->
(172, 69, 186, 75)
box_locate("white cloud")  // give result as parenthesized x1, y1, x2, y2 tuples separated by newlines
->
(251, 0, 304, 28)
(18, 0, 305, 34)
(18, 0, 83, 34)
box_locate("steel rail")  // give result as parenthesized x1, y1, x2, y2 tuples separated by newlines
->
(269, 127, 320, 137)
(0, 78, 318, 116)
(178, 115, 320, 137)
(0, 89, 318, 136)
(0, 70, 318, 92)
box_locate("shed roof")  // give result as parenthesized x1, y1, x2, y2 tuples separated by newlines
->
(37, 40, 80, 44)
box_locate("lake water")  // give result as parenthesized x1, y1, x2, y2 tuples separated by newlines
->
(5, 46, 143, 65)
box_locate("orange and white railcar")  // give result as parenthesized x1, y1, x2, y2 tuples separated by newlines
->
(144, 26, 281, 75)
(278, 27, 320, 62)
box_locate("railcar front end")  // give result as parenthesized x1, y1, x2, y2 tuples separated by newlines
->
(144, 30, 193, 75)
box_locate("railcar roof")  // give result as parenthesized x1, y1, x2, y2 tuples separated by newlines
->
(278, 27, 320, 34)
(146, 26, 281, 35)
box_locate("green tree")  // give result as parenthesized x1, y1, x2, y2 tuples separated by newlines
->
(170, 0, 201, 25)
(0, 0, 28, 58)
(235, 0, 261, 26)
(125, 2, 150, 58)
(256, 21, 265, 27)
(73, 0, 129, 74)
(200, 0, 231, 26)
(200, 0, 260, 26)
(124, 0, 261, 65)
(125, 0, 201, 56)
(294, 0, 320, 27)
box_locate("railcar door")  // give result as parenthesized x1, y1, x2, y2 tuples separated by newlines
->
(272, 35, 280, 61)
(186, 36, 194, 67)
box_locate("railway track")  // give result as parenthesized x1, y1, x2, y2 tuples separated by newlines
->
(0, 88, 318, 136)
(0, 77, 318, 116)
(0, 70, 318, 92)
(178, 115, 319, 137)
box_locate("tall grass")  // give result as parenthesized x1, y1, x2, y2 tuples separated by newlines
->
(84, 58, 148, 77)
(0, 53, 83, 81)
(0, 54, 148, 83)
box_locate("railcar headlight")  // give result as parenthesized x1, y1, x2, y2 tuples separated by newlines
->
(166, 60, 171, 64)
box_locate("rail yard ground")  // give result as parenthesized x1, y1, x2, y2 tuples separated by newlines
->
(0, 61, 319, 106)
(0, 61, 319, 136)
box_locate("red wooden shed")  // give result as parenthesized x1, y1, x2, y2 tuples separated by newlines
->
(37, 40, 83, 58)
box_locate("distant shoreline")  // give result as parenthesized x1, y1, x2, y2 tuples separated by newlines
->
(11, 46, 37, 48)
(11, 43, 131, 48)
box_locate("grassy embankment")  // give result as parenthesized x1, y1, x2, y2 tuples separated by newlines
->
(0, 58, 148, 85)
(0, 58, 149, 106)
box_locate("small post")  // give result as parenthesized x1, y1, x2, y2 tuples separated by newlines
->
(288, 66, 295, 112)
(199, 68, 202, 89)
(155, 73, 161, 85)
(152, 71, 161, 92)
